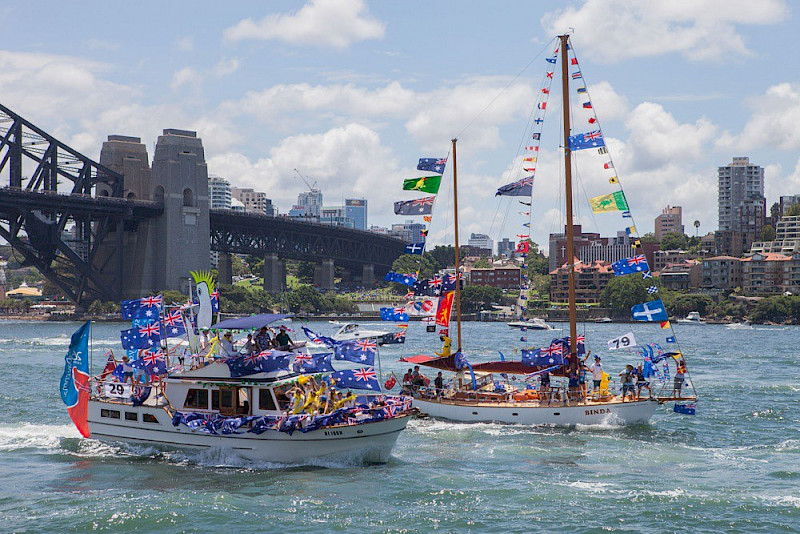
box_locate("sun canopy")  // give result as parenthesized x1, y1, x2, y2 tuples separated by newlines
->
(211, 314, 290, 330)
(401, 354, 568, 376)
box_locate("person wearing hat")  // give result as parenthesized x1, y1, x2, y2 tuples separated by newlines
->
(220, 331, 235, 357)
(589, 355, 604, 393)
(275, 326, 292, 350)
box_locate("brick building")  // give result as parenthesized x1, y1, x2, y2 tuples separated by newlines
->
(702, 256, 743, 290)
(549, 260, 614, 304)
(469, 266, 521, 289)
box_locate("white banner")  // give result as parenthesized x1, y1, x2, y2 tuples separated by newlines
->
(607, 332, 637, 350)
(103, 382, 132, 398)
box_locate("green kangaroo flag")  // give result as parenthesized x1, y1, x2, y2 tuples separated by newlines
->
(589, 191, 628, 213)
(402, 176, 442, 194)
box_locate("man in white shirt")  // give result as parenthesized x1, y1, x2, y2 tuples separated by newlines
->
(589, 355, 604, 392)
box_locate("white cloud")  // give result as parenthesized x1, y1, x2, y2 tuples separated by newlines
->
(583, 81, 628, 121)
(214, 57, 240, 77)
(541, 0, 789, 62)
(718, 82, 800, 151)
(176, 37, 194, 52)
(223, 0, 385, 49)
(170, 67, 201, 91)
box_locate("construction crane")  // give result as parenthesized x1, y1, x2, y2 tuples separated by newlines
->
(293, 168, 318, 191)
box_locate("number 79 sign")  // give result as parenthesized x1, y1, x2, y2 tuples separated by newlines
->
(607, 332, 637, 350)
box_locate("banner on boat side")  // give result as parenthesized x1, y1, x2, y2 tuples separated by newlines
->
(435, 291, 455, 327)
(103, 382, 133, 398)
(607, 332, 637, 350)
(59, 321, 92, 438)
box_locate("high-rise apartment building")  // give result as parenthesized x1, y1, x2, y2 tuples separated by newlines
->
(468, 233, 493, 253)
(231, 187, 274, 216)
(297, 189, 323, 218)
(208, 175, 232, 210)
(716, 157, 766, 256)
(655, 205, 683, 242)
(497, 238, 516, 257)
(345, 199, 368, 230)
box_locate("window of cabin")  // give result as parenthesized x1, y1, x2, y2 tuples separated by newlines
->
(259, 389, 277, 411)
(211, 388, 235, 414)
(272, 385, 291, 411)
(100, 409, 120, 419)
(142, 413, 159, 424)
(184, 388, 208, 410)
(125, 412, 138, 421)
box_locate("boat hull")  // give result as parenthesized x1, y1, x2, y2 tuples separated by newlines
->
(87, 401, 409, 464)
(412, 397, 658, 425)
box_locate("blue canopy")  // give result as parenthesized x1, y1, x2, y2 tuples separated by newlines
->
(211, 313, 290, 330)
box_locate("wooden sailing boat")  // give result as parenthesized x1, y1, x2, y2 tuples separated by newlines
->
(405, 34, 679, 425)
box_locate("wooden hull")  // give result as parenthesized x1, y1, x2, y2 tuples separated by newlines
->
(412, 397, 658, 425)
(87, 400, 409, 464)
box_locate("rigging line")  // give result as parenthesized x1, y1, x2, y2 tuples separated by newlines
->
(411, 147, 452, 277)
(454, 37, 557, 140)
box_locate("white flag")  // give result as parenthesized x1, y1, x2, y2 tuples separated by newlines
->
(607, 332, 637, 350)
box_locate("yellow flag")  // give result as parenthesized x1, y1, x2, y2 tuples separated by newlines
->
(608, 176, 619, 184)
(423, 215, 432, 223)
(589, 191, 628, 213)
(660, 321, 671, 329)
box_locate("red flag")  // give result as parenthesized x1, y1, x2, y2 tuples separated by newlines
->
(384, 374, 397, 390)
(541, 88, 549, 94)
(516, 241, 530, 253)
(604, 162, 612, 169)
(100, 351, 117, 380)
(571, 58, 578, 65)
(589, 117, 597, 124)
(435, 291, 455, 327)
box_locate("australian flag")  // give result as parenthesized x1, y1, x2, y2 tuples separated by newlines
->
(161, 309, 186, 338)
(404, 242, 425, 255)
(329, 368, 380, 391)
(383, 330, 406, 344)
(334, 339, 377, 365)
(226, 350, 292, 378)
(385, 271, 417, 286)
(496, 176, 534, 197)
(612, 255, 650, 276)
(441, 273, 462, 291)
(381, 307, 409, 322)
(567, 130, 605, 151)
(413, 278, 431, 296)
(522, 348, 565, 367)
(301, 326, 336, 348)
(130, 350, 168, 375)
(293, 352, 335, 374)
(417, 157, 447, 174)
(120, 325, 159, 350)
(120, 295, 162, 320)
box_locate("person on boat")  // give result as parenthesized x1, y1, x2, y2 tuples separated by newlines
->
(539, 371, 551, 405)
(254, 327, 271, 352)
(434, 371, 444, 396)
(589, 356, 604, 393)
(243, 333, 256, 355)
(200, 328, 210, 349)
(220, 331, 236, 358)
(401, 368, 413, 394)
(121, 355, 134, 384)
(619, 364, 636, 402)
(435, 335, 452, 358)
(672, 356, 687, 399)
(634, 363, 651, 399)
(411, 365, 428, 390)
(567, 367, 581, 404)
(275, 326, 293, 350)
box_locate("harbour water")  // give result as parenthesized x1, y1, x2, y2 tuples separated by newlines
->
(1, 319, 799, 532)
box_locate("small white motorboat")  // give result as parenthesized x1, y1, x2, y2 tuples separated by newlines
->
(676, 311, 706, 324)
(330, 322, 394, 344)
(725, 321, 752, 330)
(507, 318, 553, 330)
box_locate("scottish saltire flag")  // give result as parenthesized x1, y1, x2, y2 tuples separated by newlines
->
(404, 242, 425, 255)
(334, 339, 377, 365)
(394, 196, 435, 215)
(301, 326, 336, 348)
(60, 321, 92, 438)
(631, 300, 668, 322)
(131, 350, 168, 375)
(496, 176, 534, 197)
(225, 350, 292, 378)
(120, 326, 158, 350)
(121, 295, 162, 320)
(384, 271, 417, 286)
(381, 307, 409, 322)
(567, 130, 605, 151)
(417, 157, 447, 174)
(161, 309, 186, 338)
(612, 255, 650, 275)
(329, 368, 380, 391)
(294, 353, 335, 374)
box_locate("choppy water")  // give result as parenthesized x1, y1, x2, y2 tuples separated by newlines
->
(1, 319, 799, 533)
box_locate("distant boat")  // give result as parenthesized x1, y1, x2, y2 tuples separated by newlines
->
(725, 321, 752, 330)
(677, 311, 706, 324)
(594, 317, 613, 323)
(507, 318, 553, 330)
(330, 322, 393, 344)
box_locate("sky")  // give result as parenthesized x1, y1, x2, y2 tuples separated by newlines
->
(2, 0, 800, 251)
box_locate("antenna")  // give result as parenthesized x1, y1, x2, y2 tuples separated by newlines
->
(293, 168, 317, 191)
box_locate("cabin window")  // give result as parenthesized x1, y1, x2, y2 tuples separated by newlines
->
(184, 388, 208, 410)
(272, 385, 292, 411)
(212, 389, 235, 412)
(259, 389, 277, 411)
(125, 412, 138, 421)
(101, 409, 120, 419)
(142, 413, 159, 424)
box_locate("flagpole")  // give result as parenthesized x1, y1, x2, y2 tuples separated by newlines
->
(451, 138, 462, 352)
(560, 34, 578, 362)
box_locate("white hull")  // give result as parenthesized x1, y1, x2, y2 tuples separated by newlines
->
(413, 397, 658, 425)
(87, 400, 409, 464)
(507, 320, 552, 330)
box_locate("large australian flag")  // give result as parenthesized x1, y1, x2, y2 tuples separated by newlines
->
(334, 339, 377, 366)
(417, 157, 447, 174)
(329, 368, 380, 391)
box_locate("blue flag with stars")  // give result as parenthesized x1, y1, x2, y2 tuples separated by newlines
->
(329, 368, 380, 391)
(417, 157, 447, 174)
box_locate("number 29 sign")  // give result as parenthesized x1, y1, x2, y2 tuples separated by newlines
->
(607, 332, 637, 350)
(104, 382, 132, 398)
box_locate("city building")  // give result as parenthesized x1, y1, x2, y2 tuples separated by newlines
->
(549, 260, 614, 304)
(320, 206, 355, 228)
(716, 157, 766, 256)
(654, 205, 684, 242)
(702, 256, 743, 290)
(578, 230, 636, 266)
(232, 187, 274, 216)
(779, 194, 800, 215)
(345, 199, 367, 230)
(208, 175, 232, 210)
(296, 189, 323, 219)
(657, 260, 701, 290)
(783, 253, 800, 295)
(468, 266, 521, 289)
(468, 233, 493, 256)
(497, 238, 516, 258)
(390, 221, 426, 244)
(750, 215, 800, 255)
(741, 252, 789, 295)
(653, 249, 694, 272)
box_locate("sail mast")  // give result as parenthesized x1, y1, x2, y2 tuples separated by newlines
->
(451, 138, 463, 351)
(559, 34, 578, 360)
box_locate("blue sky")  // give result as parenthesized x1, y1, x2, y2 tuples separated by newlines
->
(2, 0, 799, 250)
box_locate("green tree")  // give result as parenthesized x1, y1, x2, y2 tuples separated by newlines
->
(760, 224, 776, 241)
(296, 261, 315, 283)
(460, 284, 505, 313)
(640, 232, 658, 244)
(660, 232, 688, 250)
(526, 252, 550, 275)
(600, 275, 659, 317)
(391, 254, 440, 279)
(660, 292, 713, 316)
(232, 255, 249, 277)
(473, 258, 491, 268)
(428, 245, 455, 270)
(787, 204, 800, 217)
(770, 202, 781, 224)
(750, 296, 790, 324)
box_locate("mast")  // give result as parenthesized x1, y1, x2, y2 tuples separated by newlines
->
(451, 138, 463, 351)
(559, 34, 578, 362)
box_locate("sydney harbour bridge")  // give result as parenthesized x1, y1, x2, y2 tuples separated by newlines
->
(0, 103, 404, 305)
